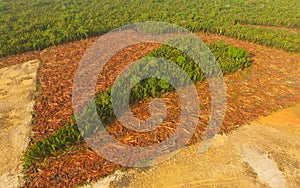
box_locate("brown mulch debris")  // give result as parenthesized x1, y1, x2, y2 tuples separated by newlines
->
(1, 33, 299, 187)
(32, 38, 161, 141)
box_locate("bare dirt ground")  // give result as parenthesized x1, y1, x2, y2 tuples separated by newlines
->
(0, 60, 39, 188)
(107, 103, 300, 188)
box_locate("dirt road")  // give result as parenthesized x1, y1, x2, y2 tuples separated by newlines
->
(0, 60, 39, 188)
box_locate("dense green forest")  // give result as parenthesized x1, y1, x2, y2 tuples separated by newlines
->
(1, 0, 300, 57)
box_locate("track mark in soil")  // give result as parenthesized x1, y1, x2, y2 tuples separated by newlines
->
(242, 147, 286, 188)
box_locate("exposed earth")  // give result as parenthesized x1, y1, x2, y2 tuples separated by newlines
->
(0, 60, 40, 188)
